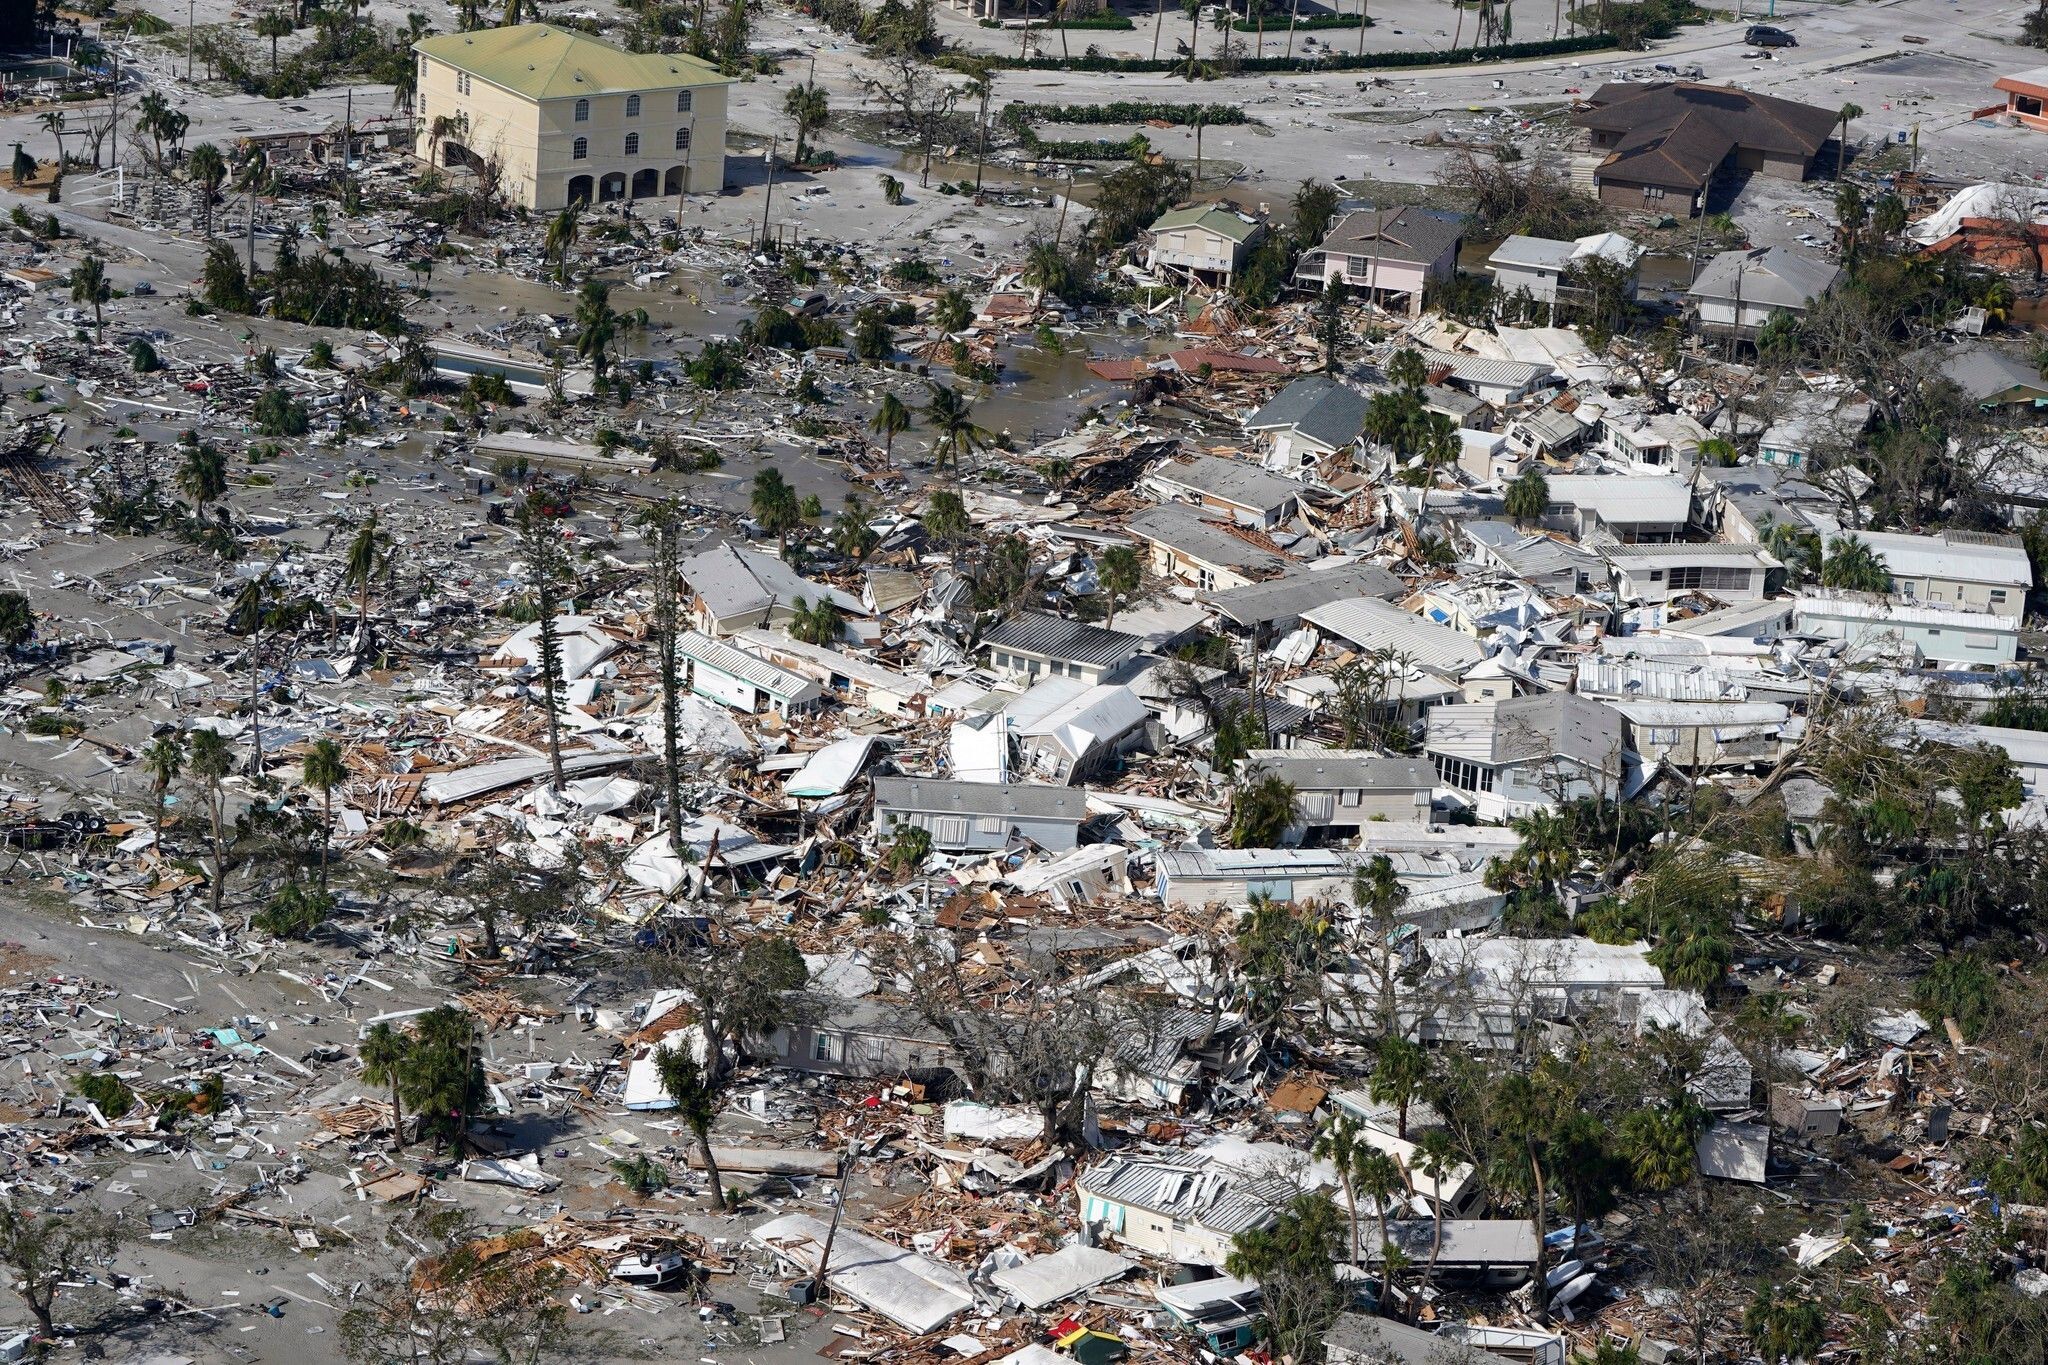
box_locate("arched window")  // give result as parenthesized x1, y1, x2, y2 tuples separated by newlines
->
(624, 132, 639, 155)
(675, 127, 691, 150)
(625, 94, 641, 117)
(573, 98, 589, 122)
(677, 90, 693, 113)
(572, 136, 588, 160)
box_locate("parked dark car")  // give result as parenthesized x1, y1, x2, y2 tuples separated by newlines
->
(1746, 24, 1797, 46)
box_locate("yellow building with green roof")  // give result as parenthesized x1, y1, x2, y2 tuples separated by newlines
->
(413, 23, 728, 211)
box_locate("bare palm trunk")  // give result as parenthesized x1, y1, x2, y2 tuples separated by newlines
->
(320, 787, 333, 891)
(388, 1077, 405, 1151)
(1153, 0, 1166, 57)
(698, 1131, 725, 1209)
(1452, 0, 1465, 50)
(1528, 1147, 1550, 1318)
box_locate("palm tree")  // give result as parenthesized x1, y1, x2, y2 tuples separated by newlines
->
(255, 9, 295, 73)
(358, 1021, 408, 1150)
(1819, 533, 1890, 592)
(750, 467, 801, 554)
(1416, 411, 1459, 529)
(69, 255, 108, 345)
(834, 494, 878, 563)
(868, 392, 911, 466)
(229, 569, 278, 779)
(302, 738, 346, 892)
(1181, 0, 1202, 60)
(1412, 1129, 1458, 1299)
(1228, 769, 1299, 848)
(783, 81, 829, 165)
(922, 384, 992, 474)
(1836, 101, 1863, 179)
(187, 728, 233, 922)
(1492, 1071, 1557, 1316)
(1313, 1116, 1367, 1265)
(178, 443, 228, 520)
(142, 732, 185, 852)
(788, 596, 842, 646)
(1369, 1037, 1428, 1140)
(342, 512, 390, 651)
(1503, 467, 1549, 527)
(188, 142, 226, 237)
(933, 287, 972, 336)
(1097, 545, 1141, 629)
(544, 202, 581, 284)
(37, 111, 66, 167)
(1353, 1149, 1405, 1300)
(574, 278, 618, 384)
(1023, 238, 1072, 298)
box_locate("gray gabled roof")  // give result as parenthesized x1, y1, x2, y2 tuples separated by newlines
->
(1149, 454, 1307, 514)
(1127, 504, 1292, 576)
(1488, 234, 1576, 272)
(1201, 563, 1406, 626)
(1326, 1313, 1517, 1365)
(872, 777, 1085, 823)
(982, 612, 1142, 668)
(1313, 205, 1466, 267)
(678, 540, 863, 620)
(1909, 342, 2048, 405)
(1243, 375, 1370, 451)
(1687, 245, 1840, 310)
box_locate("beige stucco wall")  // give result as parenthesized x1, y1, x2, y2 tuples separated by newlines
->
(414, 54, 726, 210)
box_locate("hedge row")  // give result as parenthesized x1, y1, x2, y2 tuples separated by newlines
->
(1233, 13, 1369, 30)
(1001, 100, 1250, 128)
(969, 31, 1613, 72)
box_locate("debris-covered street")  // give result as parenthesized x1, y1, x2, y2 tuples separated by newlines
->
(9, 0, 2048, 1362)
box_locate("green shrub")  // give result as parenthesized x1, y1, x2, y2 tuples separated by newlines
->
(956, 32, 1615, 74)
(611, 1154, 670, 1196)
(1235, 12, 1365, 28)
(75, 1072, 135, 1118)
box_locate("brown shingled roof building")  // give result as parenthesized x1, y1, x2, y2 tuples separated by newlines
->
(1572, 82, 1839, 218)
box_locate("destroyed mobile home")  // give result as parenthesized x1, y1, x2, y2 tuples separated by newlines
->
(8, 1, 2048, 1363)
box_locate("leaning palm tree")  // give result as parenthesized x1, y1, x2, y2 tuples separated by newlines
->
(867, 392, 912, 466)
(922, 383, 992, 474)
(1413, 1128, 1458, 1299)
(302, 738, 346, 892)
(544, 202, 581, 285)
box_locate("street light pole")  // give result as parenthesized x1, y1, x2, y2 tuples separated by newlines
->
(758, 136, 777, 252)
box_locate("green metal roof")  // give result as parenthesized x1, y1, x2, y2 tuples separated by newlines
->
(1148, 204, 1263, 243)
(414, 23, 728, 100)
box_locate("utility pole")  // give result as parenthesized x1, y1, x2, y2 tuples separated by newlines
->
(809, 1131, 863, 1302)
(1053, 167, 1073, 249)
(973, 76, 990, 198)
(187, 0, 196, 82)
(758, 135, 777, 252)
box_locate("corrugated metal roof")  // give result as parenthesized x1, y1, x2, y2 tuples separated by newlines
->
(873, 777, 1084, 822)
(1240, 749, 1434, 792)
(983, 613, 1142, 669)
(1847, 527, 2032, 589)
(1298, 597, 1486, 675)
(678, 631, 822, 701)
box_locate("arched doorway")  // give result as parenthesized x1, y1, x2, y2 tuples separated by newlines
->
(663, 165, 688, 195)
(599, 173, 626, 202)
(566, 175, 593, 206)
(630, 167, 659, 199)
